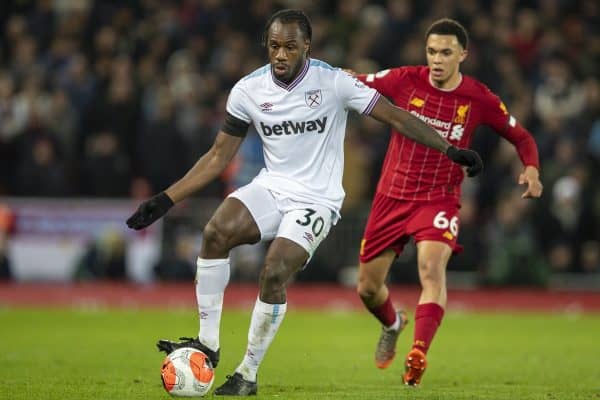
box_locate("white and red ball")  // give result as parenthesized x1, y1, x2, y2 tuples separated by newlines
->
(160, 347, 215, 397)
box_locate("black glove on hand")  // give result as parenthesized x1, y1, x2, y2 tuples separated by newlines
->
(445, 146, 484, 177)
(126, 192, 174, 230)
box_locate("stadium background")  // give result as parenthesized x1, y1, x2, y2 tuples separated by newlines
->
(1, 2, 599, 400)
(0, 0, 598, 289)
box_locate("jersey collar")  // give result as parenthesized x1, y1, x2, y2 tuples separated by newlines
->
(427, 68, 463, 92)
(271, 58, 310, 91)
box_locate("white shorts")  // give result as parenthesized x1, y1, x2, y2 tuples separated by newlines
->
(228, 182, 334, 260)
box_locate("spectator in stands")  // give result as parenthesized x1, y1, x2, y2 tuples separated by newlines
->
(482, 189, 548, 286)
(80, 129, 131, 196)
(46, 88, 78, 161)
(536, 172, 598, 273)
(137, 85, 187, 194)
(154, 228, 200, 281)
(56, 54, 96, 117)
(15, 134, 71, 196)
(534, 54, 585, 122)
(74, 229, 127, 281)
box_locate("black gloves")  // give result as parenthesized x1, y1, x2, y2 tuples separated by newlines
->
(126, 192, 174, 230)
(445, 146, 484, 177)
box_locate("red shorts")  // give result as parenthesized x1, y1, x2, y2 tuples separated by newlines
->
(359, 192, 463, 263)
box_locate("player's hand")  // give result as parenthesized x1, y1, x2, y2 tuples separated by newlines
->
(126, 192, 174, 230)
(519, 166, 543, 199)
(343, 68, 357, 76)
(445, 146, 483, 177)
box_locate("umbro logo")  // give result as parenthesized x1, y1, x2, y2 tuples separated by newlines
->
(303, 232, 314, 244)
(260, 102, 273, 112)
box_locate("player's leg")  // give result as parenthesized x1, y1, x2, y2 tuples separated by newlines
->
(403, 201, 459, 386)
(403, 240, 452, 386)
(158, 183, 277, 368)
(215, 205, 333, 395)
(357, 249, 395, 311)
(415, 240, 452, 308)
(195, 196, 263, 358)
(356, 193, 413, 369)
(357, 250, 409, 369)
(230, 238, 307, 383)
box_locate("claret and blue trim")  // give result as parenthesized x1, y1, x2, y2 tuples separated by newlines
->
(271, 58, 310, 91)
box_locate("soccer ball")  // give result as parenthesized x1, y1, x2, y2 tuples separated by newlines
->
(160, 347, 215, 397)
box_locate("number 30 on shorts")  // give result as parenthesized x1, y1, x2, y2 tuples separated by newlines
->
(433, 211, 459, 236)
(295, 208, 325, 237)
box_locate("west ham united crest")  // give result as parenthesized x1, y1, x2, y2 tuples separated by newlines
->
(305, 89, 322, 108)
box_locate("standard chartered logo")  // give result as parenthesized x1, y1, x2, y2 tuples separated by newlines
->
(409, 110, 464, 141)
(260, 117, 328, 136)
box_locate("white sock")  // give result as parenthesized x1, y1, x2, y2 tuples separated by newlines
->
(235, 297, 287, 382)
(195, 257, 230, 351)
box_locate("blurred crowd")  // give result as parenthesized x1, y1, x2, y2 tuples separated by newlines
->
(0, 0, 598, 284)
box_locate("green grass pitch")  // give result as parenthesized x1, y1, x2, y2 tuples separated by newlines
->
(0, 307, 599, 399)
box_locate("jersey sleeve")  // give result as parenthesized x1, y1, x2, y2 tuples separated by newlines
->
(480, 88, 512, 133)
(356, 68, 405, 98)
(334, 70, 381, 115)
(225, 81, 252, 123)
(482, 89, 540, 168)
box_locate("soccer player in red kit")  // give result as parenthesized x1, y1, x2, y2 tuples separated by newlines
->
(354, 18, 543, 386)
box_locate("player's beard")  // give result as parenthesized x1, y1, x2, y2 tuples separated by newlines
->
(273, 56, 306, 83)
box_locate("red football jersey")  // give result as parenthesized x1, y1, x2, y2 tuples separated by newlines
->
(358, 66, 538, 202)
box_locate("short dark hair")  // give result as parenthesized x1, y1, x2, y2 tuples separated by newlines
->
(262, 9, 312, 47)
(425, 18, 469, 49)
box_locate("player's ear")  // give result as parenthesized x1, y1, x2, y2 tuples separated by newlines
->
(458, 49, 468, 63)
(304, 40, 310, 56)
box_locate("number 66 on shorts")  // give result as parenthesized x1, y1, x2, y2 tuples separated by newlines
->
(417, 205, 461, 247)
(359, 193, 463, 263)
(432, 211, 459, 237)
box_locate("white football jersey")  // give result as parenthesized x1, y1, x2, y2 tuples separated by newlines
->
(226, 58, 380, 215)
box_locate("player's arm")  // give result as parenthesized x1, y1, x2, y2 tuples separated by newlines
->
(369, 96, 483, 176)
(484, 95, 542, 198)
(164, 130, 243, 202)
(501, 122, 542, 198)
(126, 113, 248, 230)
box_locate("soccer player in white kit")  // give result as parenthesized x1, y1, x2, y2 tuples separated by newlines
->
(127, 9, 482, 396)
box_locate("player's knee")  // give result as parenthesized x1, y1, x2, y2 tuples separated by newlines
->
(418, 259, 445, 288)
(202, 220, 235, 254)
(260, 264, 286, 292)
(261, 253, 301, 291)
(356, 276, 379, 300)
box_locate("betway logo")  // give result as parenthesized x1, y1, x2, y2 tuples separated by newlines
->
(260, 117, 327, 136)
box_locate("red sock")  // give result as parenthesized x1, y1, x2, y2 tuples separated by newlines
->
(412, 303, 445, 354)
(367, 296, 397, 327)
